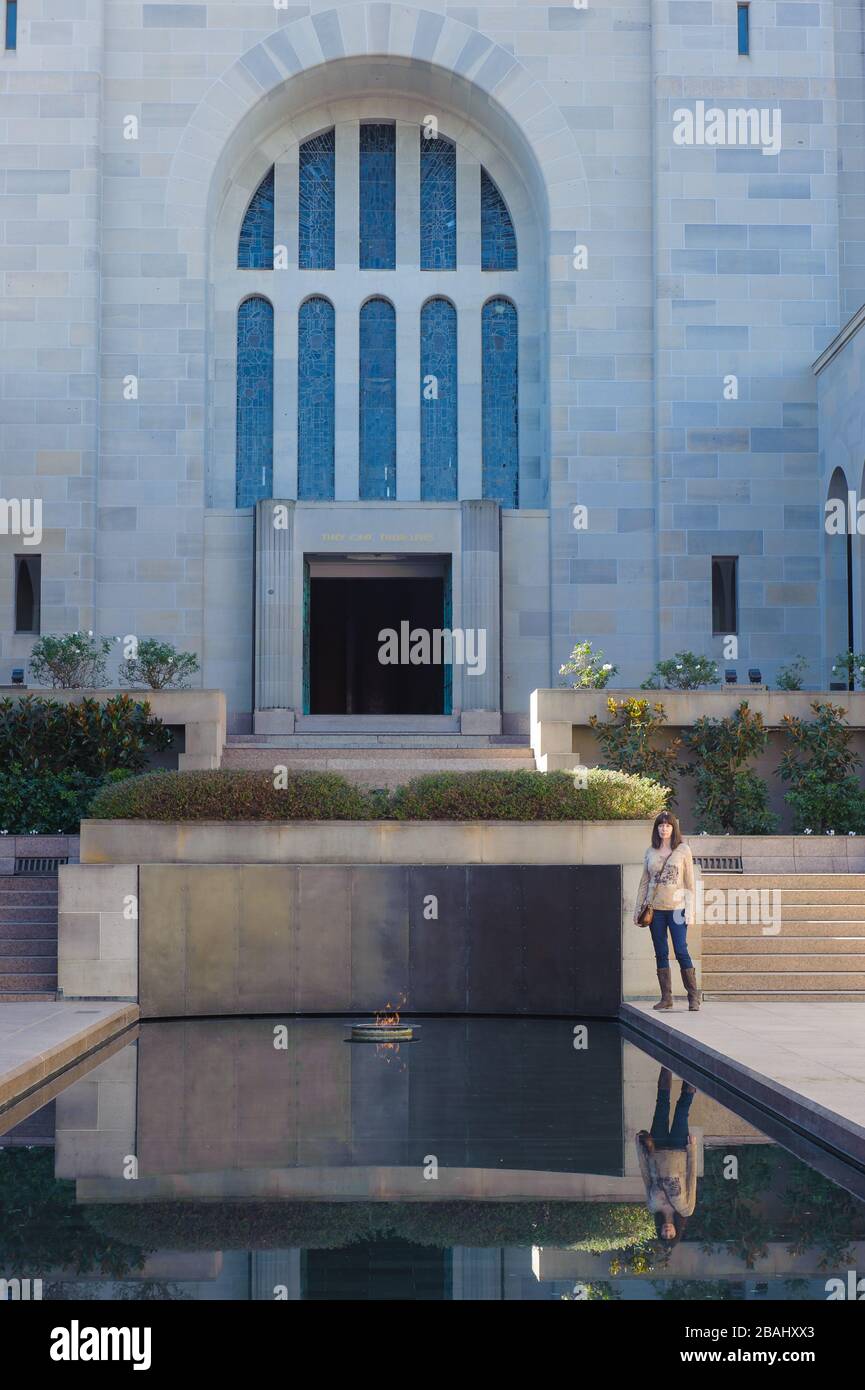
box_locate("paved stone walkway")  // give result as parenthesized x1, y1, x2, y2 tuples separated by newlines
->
(625, 1000, 865, 1142)
(0, 1000, 138, 1112)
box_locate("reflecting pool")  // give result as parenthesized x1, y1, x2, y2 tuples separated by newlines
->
(1, 1018, 863, 1301)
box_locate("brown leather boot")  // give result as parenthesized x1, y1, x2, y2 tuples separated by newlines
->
(681, 966, 701, 1011)
(653, 967, 673, 1010)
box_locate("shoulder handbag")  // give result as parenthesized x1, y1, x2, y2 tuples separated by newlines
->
(637, 868, 659, 928)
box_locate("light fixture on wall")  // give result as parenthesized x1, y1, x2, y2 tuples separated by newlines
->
(725, 668, 737, 685)
(748, 668, 762, 685)
(11, 669, 24, 686)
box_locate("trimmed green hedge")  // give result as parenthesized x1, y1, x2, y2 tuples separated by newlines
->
(389, 768, 668, 821)
(85, 1199, 654, 1253)
(87, 769, 380, 822)
(85, 766, 668, 823)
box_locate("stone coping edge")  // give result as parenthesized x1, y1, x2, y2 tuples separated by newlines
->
(0, 1003, 139, 1115)
(619, 1003, 865, 1175)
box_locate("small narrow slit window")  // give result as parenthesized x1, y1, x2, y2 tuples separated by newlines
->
(712, 556, 738, 635)
(15, 555, 41, 634)
(5, 1, 17, 51)
(737, 4, 750, 56)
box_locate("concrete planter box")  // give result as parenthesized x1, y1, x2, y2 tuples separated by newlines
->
(79, 817, 652, 867)
(689, 834, 865, 875)
(62, 818, 673, 1007)
(1, 688, 226, 771)
(531, 687, 865, 834)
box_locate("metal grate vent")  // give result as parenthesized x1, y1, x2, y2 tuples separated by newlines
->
(14, 856, 68, 875)
(695, 855, 743, 873)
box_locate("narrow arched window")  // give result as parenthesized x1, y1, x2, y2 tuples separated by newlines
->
(359, 124, 396, 270)
(420, 132, 456, 271)
(238, 167, 274, 269)
(420, 299, 458, 500)
(236, 296, 273, 507)
(480, 169, 517, 271)
(482, 298, 518, 507)
(359, 298, 396, 500)
(299, 130, 335, 270)
(298, 297, 335, 500)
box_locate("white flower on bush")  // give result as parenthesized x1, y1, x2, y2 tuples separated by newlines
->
(826, 829, 835, 835)
(804, 827, 813, 835)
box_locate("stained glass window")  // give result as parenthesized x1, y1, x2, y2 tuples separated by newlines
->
(6, 0, 17, 50)
(298, 297, 335, 501)
(359, 298, 396, 500)
(480, 169, 517, 271)
(420, 299, 458, 501)
(420, 132, 456, 271)
(238, 167, 275, 269)
(359, 124, 396, 270)
(482, 298, 518, 507)
(236, 296, 273, 508)
(299, 130, 335, 270)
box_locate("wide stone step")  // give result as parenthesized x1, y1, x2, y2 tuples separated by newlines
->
(0, 939, 58, 957)
(0, 905, 59, 924)
(0, 920, 60, 940)
(703, 918, 865, 938)
(775, 902, 865, 920)
(705, 953, 865, 972)
(773, 888, 865, 904)
(701, 873, 865, 889)
(0, 955, 59, 972)
(704, 970, 865, 991)
(0, 972, 57, 991)
(703, 992, 865, 1002)
(704, 936, 865, 954)
(224, 736, 532, 751)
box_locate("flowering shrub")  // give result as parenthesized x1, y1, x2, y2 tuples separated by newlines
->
(589, 698, 683, 803)
(641, 652, 719, 690)
(559, 641, 617, 689)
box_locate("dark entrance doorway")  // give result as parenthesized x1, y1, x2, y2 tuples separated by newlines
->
(309, 573, 446, 715)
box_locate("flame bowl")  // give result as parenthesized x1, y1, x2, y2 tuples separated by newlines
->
(348, 1023, 419, 1043)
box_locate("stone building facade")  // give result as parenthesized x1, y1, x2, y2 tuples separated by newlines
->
(2, 0, 865, 732)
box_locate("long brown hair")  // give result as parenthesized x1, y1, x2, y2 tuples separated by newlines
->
(651, 810, 682, 850)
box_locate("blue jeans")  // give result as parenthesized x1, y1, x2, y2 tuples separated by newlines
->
(650, 908, 693, 970)
(650, 1083, 693, 1149)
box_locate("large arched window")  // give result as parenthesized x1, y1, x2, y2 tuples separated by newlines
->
(299, 130, 335, 270)
(420, 132, 456, 271)
(420, 298, 458, 500)
(480, 169, 517, 271)
(238, 167, 274, 269)
(236, 296, 273, 507)
(359, 298, 396, 500)
(482, 297, 518, 507)
(215, 107, 541, 512)
(298, 296, 335, 500)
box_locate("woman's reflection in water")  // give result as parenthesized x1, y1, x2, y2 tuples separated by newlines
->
(636, 1065, 697, 1252)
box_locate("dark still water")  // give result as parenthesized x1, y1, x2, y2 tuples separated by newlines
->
(1, 1018, 863, 1302)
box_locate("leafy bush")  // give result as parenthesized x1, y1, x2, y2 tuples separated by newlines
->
(0, 694, 171, 777)
(86, 767, 668, 822)
(776, 655, 809, 691)
(0, 1147, 145, 1278)
(779, 702, 865, 833)
(641, 652, 719, 690)
(29, 631, 115, 689)
(589, 697, 683, 803)
(87, 769, 380, 821)
(683, 702, 778, 834)
(831, 649, 865, 690)
(559, 640, 618, 689)
(0, 768, 123, 833)
(84, 1200, 654, 1253)
(388, 768, 668, 821)
(120, 638, 200, 691)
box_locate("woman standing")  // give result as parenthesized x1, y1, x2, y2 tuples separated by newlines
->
(634, 810, 701, 1011)
(636, 1065, 698, 1250)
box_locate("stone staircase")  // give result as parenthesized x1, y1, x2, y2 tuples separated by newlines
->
(0, 873, 59, 999)
(701, 873, 865, 1001)
(222, 736, 536, 788)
